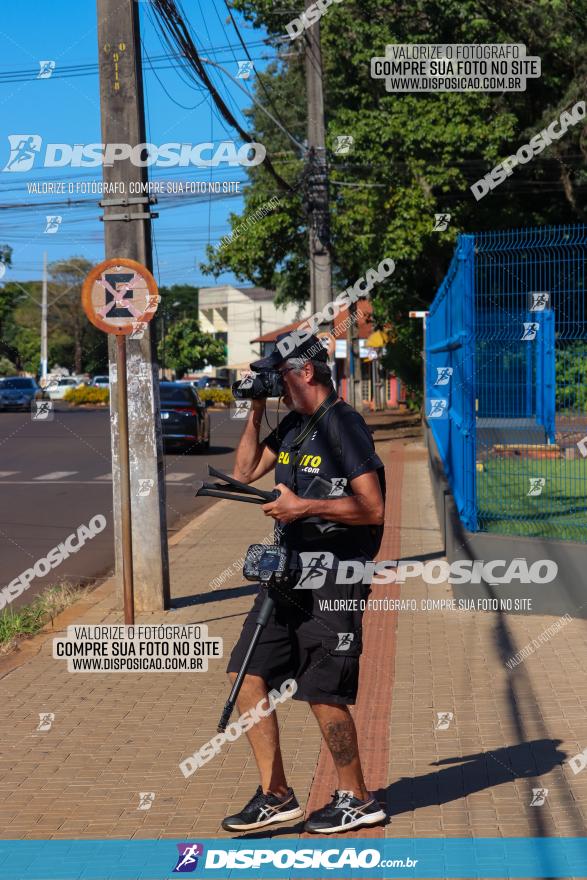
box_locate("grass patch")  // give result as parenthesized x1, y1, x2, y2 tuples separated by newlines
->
(0, 582, 84, 653)
(477, 457, 587, 542)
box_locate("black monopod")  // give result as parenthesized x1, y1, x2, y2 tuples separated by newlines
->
(195, 466, 280, 732)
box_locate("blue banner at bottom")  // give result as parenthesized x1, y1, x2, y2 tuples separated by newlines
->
(1, 838, 587, 879)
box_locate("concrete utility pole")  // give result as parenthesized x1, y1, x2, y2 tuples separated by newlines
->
(304, 2, 331, 318)
(346, 299, 363, 409)
(40, 252, 48, 385)
(96, 0, 170, 610)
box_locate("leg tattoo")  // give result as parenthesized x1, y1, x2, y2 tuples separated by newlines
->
(324, 719, 358, 767)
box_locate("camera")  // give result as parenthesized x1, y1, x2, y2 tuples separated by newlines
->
(243, 543, 300, 587)
(232, 371, 284, 400)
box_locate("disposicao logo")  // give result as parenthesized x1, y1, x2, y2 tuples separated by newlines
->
(173, 843, 204, 873)
(3, 136, 266, 171)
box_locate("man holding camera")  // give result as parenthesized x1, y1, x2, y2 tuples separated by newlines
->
(223, 332, 387, 834)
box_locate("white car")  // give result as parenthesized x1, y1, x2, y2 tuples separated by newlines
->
(91, 375, 110, 388)
(47, 377, 85, 400)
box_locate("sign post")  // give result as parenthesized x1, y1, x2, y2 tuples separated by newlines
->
(82, 257, 159, 625)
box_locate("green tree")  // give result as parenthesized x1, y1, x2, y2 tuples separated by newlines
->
(203, 0, 587, 389)
(0, 281, 41, 371)
(158, 284, 199, 320)
(159, 317, 226, 377)
(0, 356, 16, 376)
(48, 257, 95, 374)
(0, 261, 108, 376)
(155, 284, 199, 372)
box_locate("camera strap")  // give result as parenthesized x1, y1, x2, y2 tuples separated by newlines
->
(289, 390, 339, 494)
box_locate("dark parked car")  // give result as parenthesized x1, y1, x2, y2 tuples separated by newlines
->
(195, 376, 230, 390)
(159, 382, 210, 453)
(0, 376, 42, 411)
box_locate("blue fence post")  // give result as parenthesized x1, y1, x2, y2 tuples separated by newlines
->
(459, 235, 478, 531)
(535, 310, 556, 443)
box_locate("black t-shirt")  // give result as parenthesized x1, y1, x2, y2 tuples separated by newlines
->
(264, 399, 385, 560)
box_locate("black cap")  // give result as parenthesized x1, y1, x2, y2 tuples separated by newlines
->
(250, 331, 329, 372)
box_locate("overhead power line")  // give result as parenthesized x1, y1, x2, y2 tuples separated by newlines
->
(222, 0, 294, 137)
(148, 0, 297, 194)
(0, 43, 270, 84)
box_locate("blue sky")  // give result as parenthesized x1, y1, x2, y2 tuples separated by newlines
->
(0, 0, 276, 287)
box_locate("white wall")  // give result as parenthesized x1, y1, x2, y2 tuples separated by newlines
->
(199, 285, 306, 367)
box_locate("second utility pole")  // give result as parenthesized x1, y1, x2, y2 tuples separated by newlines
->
(41, 252, 48, 386)
(304, 2, 332, 318)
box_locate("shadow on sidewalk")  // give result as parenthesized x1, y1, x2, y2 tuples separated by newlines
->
(377, 738, 566, 816)
(221, 739, 565, 840)
(172, 583, 257, 608)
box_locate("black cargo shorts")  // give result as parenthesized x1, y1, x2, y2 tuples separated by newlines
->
(226, 556, 371, 705)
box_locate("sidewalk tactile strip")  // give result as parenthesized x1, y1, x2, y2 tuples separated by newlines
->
(303, 443, 404, 838)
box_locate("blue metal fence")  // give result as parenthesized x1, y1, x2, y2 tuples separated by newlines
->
(426, 224, 587, 543)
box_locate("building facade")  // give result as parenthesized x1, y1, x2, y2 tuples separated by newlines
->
(198, 285, 304, 373)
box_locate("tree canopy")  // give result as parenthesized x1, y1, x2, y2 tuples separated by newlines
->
(203, 0, 586, 387)
(159, 317, 226, 377)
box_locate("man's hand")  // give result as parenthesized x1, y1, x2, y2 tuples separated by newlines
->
(261, 483, 308, 523)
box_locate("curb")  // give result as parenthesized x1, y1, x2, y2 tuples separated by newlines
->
(0, 496, 229, 679)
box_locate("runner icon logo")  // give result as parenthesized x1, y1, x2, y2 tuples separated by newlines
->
(3, 134, 42, 172)
(329, 477, 347, 496)
(428, 399, 448, 419)
(32, 400, 54, 421)
(435, 711, 454, 730)
(296, 552, 335, 589)
(336, 633, 355, 651)
(232, 400, 251, 420)
(527, 477, 546, 497)
(434, 367, 453, 386)
(137, 792, 155, 810)
(333, 135, 354, 154)
(433, 213, 451, 231)
(522, 322, 539, 341)
(129, 321, 148, 339)
(37, 712, 55, 731)
(529, 291, 550, 312)
(236, 60, 254, 79)
(138, 479, 154, 497)
(172, 843, 204, 873)
(38, 60, 56, 79)
(530, 788, 548, 806)
(44, 215, 62, 234)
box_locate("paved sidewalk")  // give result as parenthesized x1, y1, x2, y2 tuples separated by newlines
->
(0, 474, 323, 839)
(385, 447, 587, 839)
(1, 410, 586, 843)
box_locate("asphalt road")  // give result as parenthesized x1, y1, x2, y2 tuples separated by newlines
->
(0, 403, 271, 610)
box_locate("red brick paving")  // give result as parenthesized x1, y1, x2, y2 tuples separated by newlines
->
(303, 442, 404, 836)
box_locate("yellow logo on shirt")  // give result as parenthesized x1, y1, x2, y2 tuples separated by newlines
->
(278, 451, 322, 470)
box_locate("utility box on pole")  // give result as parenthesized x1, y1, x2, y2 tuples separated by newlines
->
(96, 0, 170, 610)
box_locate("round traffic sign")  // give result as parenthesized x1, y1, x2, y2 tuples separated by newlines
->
(82, 257, 159, 335)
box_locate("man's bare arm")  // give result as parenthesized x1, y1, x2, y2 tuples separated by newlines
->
(233, 399, 277, 484)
